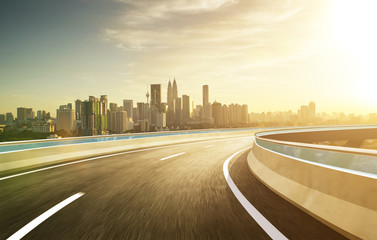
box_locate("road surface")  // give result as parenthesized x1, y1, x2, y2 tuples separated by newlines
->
(0, 136, 346, 239)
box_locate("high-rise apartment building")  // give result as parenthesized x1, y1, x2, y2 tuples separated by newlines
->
(174, 97, 182, 126)
(182, 95, 190, 123)
(123, 100, 133, 120)
(25, 108, 34, 120)
(16, 107, 34, 122)
(0, 114, 5, 125)
(201, 85, 213, 123)
(6, 113, 14, 124)
(203, 85, 209, 106)
(108, 110, 128, 134)
(212, 101, 223, 126)
(56, 104, 75, 133)
(37, 110, 47, 120)
(75, 99, 82, 120)
(109, 103, 118, 111)
(309, 101, 316, 120)
(137, 102, 146, 121)
(241, 104, 248, 124)
(81, 96, 107, 135)
(151, 84, 161, 111)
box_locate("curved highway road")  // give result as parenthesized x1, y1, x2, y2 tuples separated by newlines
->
(0, 136, 346, 239)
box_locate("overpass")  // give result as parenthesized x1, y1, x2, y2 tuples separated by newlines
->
(0, 127, 375, 239)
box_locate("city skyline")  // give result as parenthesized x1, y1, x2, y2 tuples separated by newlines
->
(1, 0, 377, 115)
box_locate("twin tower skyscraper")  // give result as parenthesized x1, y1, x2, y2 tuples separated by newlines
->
(167, 78, 181, 126)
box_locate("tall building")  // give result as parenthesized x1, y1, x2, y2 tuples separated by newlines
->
(222, 104, 229, 126)
(151, 84, 161, 111)
(174, 97, 182, 126)
(241, 104, 249, 125)
(167, 80, 175, 127)
(182, 95, 190, 123)
(212, 101, 223, 126)
(123, 100, 133, 120)
(37, 110, 46, 120)
(17, 107, 26, 122)
(203, 85, 209, 106)
(108, 110, 128, 134)
(299, 105, 310, 122)
(75, 99, 82, 120)
(25, 108, 34, 120)
(81, 96, 106, 136)
(309, 101, 316, 120)
(6, 112, 13, 124)
(109, 103, 118, 111)
(0, 114, 5, 125)
(137, 102, 146, 121)
(201, 85, 213, 123)
(167, 80, 173, 103)
(100, 95, 108, 115)
(173, 78, 178, 101)
(56, 104, 75, 133)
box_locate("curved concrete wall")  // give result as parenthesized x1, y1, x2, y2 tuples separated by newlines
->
(0, 130, 255, 174)
(248, 133, 377, 239)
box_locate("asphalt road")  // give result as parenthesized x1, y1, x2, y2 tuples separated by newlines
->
(0, 136, 346, 239)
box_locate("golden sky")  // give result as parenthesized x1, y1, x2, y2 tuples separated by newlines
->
(1, 0, 377, 115)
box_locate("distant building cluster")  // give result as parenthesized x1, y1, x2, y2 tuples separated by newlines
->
(0, 79, 250, 137)
(249, 101, 377, 127)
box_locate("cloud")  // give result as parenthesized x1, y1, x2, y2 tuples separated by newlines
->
(101, 0, 335, 106)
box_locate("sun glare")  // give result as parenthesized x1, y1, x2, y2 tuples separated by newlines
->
(332, 0, 377, 60)
(332, 0, 377, 104)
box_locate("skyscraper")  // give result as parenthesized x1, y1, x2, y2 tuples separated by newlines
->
(25, 108, 34, 120)
(203, 85, 209, 106)
(17, 107, 26, 122)
(123, 100, 134, 120)
(309, 101, 316, 120)
(167, 80, 175, 126)
(56, 104, 75, 133)
(173, 78, 178, 101)
(182, 95, 190, 123)
(174, 97, 182, 126)
(37, 110, 46, 120)
(212, 101, 222, 126)
(137, 102, 146, 120)
(151, 84, 161, 111)
(6, 112, 13, 124)
(202, 85, 212, 123)
(81, 96, 105, 135)
(167, 80, 173, 103)
(75, 99, 82, 120)
(0, 114, 5, 125)
(109, 103, 118, 111)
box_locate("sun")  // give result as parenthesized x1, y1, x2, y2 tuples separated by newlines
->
(332, 0, 377, 61)
(332, 0, 377, 103)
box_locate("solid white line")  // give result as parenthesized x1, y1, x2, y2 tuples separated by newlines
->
(223, 148, 288, 240)
(160, 152, 185, 161)
(204, 145, 215, 148)
(0, 136, 252, 181)
(7, 192, 84, 240)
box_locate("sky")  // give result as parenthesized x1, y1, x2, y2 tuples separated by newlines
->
(1, 0, 377, 116)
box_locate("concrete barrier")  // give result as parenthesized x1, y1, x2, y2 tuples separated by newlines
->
(248, 134, 377, 239)
(0, 130, 255, 174)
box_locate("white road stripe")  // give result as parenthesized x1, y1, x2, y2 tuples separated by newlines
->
(7, 192, 84, 240)
(0, 136, 252, 181)
(160, 152, 185, 161)
(223, 148, 288, 240)
(204, 145, 215, 148)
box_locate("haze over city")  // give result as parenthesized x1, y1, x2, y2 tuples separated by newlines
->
(1, 0, 377, 114)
